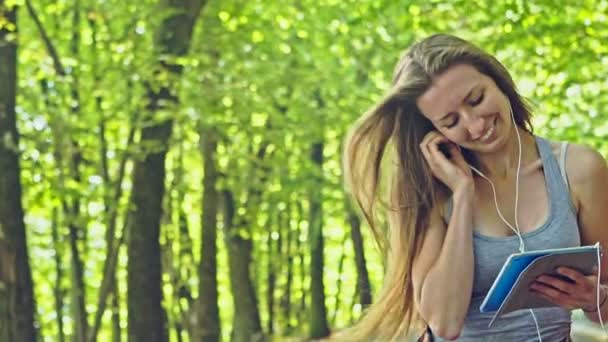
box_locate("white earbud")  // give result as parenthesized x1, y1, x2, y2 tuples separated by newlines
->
(468, 104, 543, 341)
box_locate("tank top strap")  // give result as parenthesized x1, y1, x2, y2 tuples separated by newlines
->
(535, 136, 576, 215)
(443, 136, 575, 221)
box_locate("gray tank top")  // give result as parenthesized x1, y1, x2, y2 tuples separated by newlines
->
(434, 136, 580, 341)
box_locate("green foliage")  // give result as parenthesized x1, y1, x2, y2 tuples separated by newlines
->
(13, 0, 608, 341)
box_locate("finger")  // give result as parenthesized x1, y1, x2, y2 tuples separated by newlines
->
(530, 282, 577, 309)
(429, 141, 473, 181)
(530, 287, 576, 310)
(535, 275, 576, 295)
(443, 142, 460, 159)
(420, 131, 443, 146)
(420, 143, 444, 179)
(422, 131, 449, 147)
(426, 134, 452, 159)
(419, 139, 436, 168)
(428, 144, 459, 177)
(428, 138, 452, 163)
(420, 135, 448, 169)
(556, 267, 591, 285)
(446, 144, 469, 169)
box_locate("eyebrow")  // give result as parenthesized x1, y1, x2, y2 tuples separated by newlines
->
(437, 85, 476, 122)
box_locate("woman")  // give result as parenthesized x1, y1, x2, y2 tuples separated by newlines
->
(339, 34, 608, 341)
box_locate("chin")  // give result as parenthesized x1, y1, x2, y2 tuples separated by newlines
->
(470, 120, 512, 153)
(467, 137, 503, 154)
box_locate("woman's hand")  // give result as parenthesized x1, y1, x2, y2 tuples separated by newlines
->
(419, 131, 474, 193)
(530, 267, 605, 312)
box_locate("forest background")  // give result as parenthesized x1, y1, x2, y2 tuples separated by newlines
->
(1, 0, 608, 341)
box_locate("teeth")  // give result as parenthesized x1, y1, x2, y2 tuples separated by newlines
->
(480, 124, 495, 142)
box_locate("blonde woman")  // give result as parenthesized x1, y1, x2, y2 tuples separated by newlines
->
(339, 34, 608, 341)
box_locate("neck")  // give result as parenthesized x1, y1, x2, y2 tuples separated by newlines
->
(473, 128, 535, 179)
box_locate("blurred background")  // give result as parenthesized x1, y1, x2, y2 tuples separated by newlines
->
(1, 0, 608, 341)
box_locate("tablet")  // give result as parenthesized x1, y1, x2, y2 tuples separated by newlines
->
(480, 243, 600, 320)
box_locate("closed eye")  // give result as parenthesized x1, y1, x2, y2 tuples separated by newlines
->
(470, 91, 484, 106)
(445, 116, 458, 129)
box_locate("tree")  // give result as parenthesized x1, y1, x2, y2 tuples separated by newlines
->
(309, 139, 329, 338)
(127, 0, 205, 341)
(7, 1, 608, 341)
(346, 202, 372, 309)
(197, 128, 221, 341)
(0, 2, 37, 341)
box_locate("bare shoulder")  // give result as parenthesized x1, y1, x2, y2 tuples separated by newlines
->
(565, 143, 607, 183)
(563, 143, 608, 210)
(556, 143, 608, 254)
(549, 140, 606, 180)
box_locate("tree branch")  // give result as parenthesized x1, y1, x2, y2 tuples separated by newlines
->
(24, 0, 66, 75)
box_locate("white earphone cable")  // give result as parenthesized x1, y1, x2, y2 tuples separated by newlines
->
(595, 245, 607, 334)
(468, 104, 543, 341)
(466, 105, 607, 340)
(468, 105, 524, 252)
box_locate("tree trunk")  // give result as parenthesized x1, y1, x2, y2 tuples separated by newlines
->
(345, 200, 372, 307)
(111, 290, 121, 342)
(309, 142, 330, 338)
(88, 122, 132, 342)
(197, 130, 221, 341)
(223, 191, 263, 342)
(51, 208, 66, 342)
(296, 202, 306, 324)
(127, 121, 171, 342)
(173, 136, 195, 340)
(25, 12, 89, 340)
(87, 10, 126, 342)
(280, 205, 293, 334)
(67, 219, 87, 342)
(223, 122, 271, 341)
(67, 3, 89, 339)
(127, 0, 204, 341)
(331, 233, 349, 325)
(265, 215, 276, 335)
(0, 3, 37, 340)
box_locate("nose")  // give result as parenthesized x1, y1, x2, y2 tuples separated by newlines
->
(465, 115, 486, 140)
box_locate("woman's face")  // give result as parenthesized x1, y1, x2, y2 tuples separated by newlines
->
(416, 63, 513, 153)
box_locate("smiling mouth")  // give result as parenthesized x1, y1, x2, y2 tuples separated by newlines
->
(476, 117, 497, 143)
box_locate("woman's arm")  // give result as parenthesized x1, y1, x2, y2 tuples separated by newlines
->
(569, 144, 608, 322)
(411, 183, 475, 340)
(531, 144, 608, 322)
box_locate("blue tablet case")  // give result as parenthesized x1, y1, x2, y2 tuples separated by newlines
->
(480, 244, 600, 326)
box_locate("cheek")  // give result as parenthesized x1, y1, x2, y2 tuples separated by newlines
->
(484, 93, 508, 114)
(442, 130, 467, 144)
(478, 99, 499, 115)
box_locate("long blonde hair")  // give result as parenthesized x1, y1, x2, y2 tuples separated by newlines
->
(337, 34, 532, 341)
